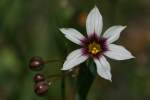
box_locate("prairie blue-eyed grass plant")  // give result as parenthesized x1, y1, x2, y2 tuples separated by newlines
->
(29, 6, 135, 100)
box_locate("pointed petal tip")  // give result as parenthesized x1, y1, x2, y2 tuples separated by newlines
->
(61, 63, 69, 70)
(61, 63, 68, 70)
(102, 76, 112, 82)
(59, 28, 62, 30)
(99, 74, 112, 81)
(59, 28, 69, 32)
(123, 25, 127, 28)
(114, 25, 127, 30)
(131, 55, 136, 59)
(127, 53, 135, 59)
(118, 25, 127, 30)
(122, 25, 127, 30)
(94, 5, 98, 9)
(93, 6, 99, 12)
(61, 67, 67, 71)
(106, 76, 112, 82)
(60, 67, 65, 70)
(90, 5, 99, 13)
(109, 78, 112, 82)
(59, 28, 64, 32)
(94, 5, 97, 7)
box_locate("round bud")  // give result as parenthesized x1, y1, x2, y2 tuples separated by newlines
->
(29, 56, 44, 71)
(34, 73, 45, 83)
(34, 81, 49, 96)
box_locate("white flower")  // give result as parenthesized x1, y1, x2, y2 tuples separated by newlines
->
(59, 6, 134, 81)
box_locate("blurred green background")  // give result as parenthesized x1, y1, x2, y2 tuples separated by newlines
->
(0, 0, 150, 100)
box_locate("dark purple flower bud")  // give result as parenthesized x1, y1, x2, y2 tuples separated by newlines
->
(34, 81, 49, 96)
(34, 73, 45, 83)
(29, 56, 44, 71)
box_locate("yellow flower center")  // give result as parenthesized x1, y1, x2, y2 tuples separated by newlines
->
(88, 42, 102, 55)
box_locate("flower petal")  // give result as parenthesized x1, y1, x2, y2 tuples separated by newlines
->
(104, 44, 135, 60)
(94, 56, 112, 81)
(60, 28, 85, 45)
(66, 48, 83, 60)
(103, 26, 126, 43)
(86, 6, 103, 37)
(62, 49, 88, 70)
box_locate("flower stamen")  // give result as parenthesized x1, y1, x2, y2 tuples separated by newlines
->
(88, 42, 101, 55)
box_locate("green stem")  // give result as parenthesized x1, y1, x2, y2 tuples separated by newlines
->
(44, 59, 64, 63)
(61, 72, 66, 100)
(76, 60, 96, 100)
